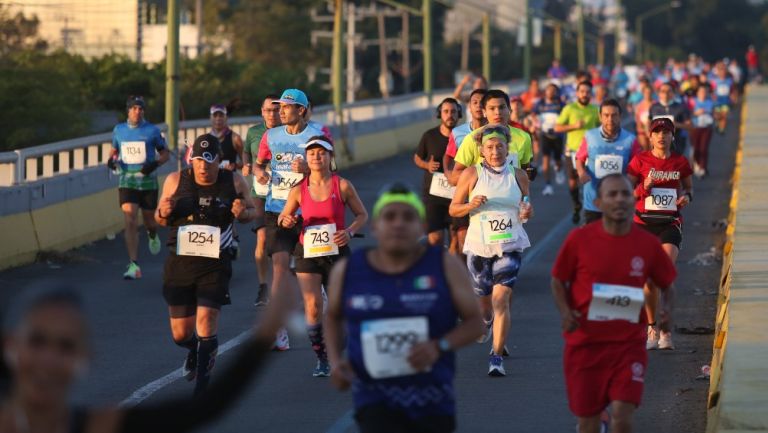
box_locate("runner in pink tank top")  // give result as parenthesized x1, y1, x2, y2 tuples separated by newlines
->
(277, 135, 368, 377)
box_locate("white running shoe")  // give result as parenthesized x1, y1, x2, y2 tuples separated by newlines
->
(658, 331, 675, 350)
(646, 325, 660, 350)
(542, 184, 554, 196)
(476, 319, 493, 344)
(555, 170, 566, 185)
(274, 327, 290, 351)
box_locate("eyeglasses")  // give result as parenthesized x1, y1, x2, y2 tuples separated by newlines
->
(482, 126, 508, 136)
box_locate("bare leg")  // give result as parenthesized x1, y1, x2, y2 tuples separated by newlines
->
(491, 284, 513, 355)
(121, 203, 140, 262)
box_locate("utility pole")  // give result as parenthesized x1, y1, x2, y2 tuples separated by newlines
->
(165, 0, 180, 168)
(482, 13, 490, 82)
(332, 0, 343, 117)
(195, 0, 202, 56)
(597, 35, 604, 66)
(461, 23, 469, 72)
(423, 0, 432, 98)
(554, 22, 561, 61)
(136, 2, 143, 62)
(523, 0, 532, 82)
(377, 12, 391, 98)
(577, 0, 585, 69)
(346, 2, 356, 103)
(402, 10, 411, 93)
(614, 0, 621, 64)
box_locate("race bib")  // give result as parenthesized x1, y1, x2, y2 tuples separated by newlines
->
(540, 113, 559, 131)
(253, 175, 270, 196)
(696, 114, 713, 127)
(271, 171, 304, 200)
(716, 84, 730, 97)
(361, 316, 429, 379)
(506, 153, 519, 168)
(304, 223, 339, 258)
(594, 154, 623, 179)
(429, 172, 456, 199)
(588, 283, 644, 323)
(177, 225, 220, 259)
(480, 211, 518, 245)
(120, 141, 146, 165)
(645, 187, 678, 211)
(220, 160, 230, 169)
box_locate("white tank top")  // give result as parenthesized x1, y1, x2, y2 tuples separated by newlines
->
(463, 164, 531, 258)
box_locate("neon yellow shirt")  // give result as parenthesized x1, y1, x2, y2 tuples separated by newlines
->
(557, 102, 599, 152)
(454, 125, 533, 168)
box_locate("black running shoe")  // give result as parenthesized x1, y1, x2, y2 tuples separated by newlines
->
(254, 286, 269, 307)
(182, 349, 196, 381)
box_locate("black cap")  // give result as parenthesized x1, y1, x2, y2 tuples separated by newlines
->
(190, 134, 221, 163)
(126, 96, 145, 109)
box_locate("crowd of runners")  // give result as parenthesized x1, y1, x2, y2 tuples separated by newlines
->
(0, 51, 747, 433)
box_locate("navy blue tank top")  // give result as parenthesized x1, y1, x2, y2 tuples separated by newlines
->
(342, 246, 457, 418)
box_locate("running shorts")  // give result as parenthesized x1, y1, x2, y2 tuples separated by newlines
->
(119, 188, 158, 210)
(466, 251, 522, 296)
(564, 341, 647, 417)
(354, 404, 456, 433)
(294, 243, 351, 285)
(265, 212, 302, 256)
(425, 198, 452, 233)
(162, 254, 232, 309)
(638, 222, 683, 249)
(540, 134, 564, 160)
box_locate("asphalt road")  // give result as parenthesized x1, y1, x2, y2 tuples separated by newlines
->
(0, 113, 737, 432)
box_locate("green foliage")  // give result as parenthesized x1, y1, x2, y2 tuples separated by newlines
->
(0, 6, 47, 55)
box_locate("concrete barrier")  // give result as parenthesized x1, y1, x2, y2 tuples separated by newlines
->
(706, 85, 768, 433)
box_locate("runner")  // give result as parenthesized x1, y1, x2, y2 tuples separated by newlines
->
(448, 89, 533, 187)
(243, 93, 281, 306)
(325, 184, 483, 433)
(690, 84, 715, 177)
(278, 136, 367, 377)
(551, 173, 677, 433)
(554, 81, 600, 224)
(532, 83, 566, 196)
(711, 62, 735, 134)
(547, 58, 568, 82)
(209, 104, 244, 171)
(746, 45, 760, 83)
(253, 88, 325, 350)
(444, 89, 487, 259)
(575, 99, 641, 224)
(413, 98, 461, 246)
(648, 81, 691, 155)
(108, 96, 170, 280)
(449, 124, 533, 376)
(154, 133, 257, 395)
(519, 78, 541, 114)
(0, 283, 291, 433)
(626, 117, 693, 351)
(633, 84, 655, 151)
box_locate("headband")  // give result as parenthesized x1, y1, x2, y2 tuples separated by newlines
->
(372, 191, 426, 220)
(481, 131, 509, 144)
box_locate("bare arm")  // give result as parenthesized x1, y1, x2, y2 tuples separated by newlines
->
(154, 172, 181, 227)
(232, 133, 245, 170)
(233, 173, 256, 223)
(448, 161, 467, 186)
(277, 185, 301, 229)
(449, 167, 482, 217)
(156, 148, 170, 165)
(326, 258, 356, 391)
(340, 178, 368, 236)
(442, 252, 484, 346)
(550, 278, 580, 333)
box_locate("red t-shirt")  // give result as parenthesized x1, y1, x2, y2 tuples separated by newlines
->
(551, 222, 677, 346)
(627, 151, 692, 225)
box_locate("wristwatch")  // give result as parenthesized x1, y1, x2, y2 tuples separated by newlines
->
(437, 337, 452, 353)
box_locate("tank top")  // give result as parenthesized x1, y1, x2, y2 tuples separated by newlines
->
(299, 174, 345, 244)
(216, 129, 238, 166)
(342, 246, 457, 418)
(464, 164, 530, 258)
(167, 168, 237, 255)
(581, 128, 637, 212)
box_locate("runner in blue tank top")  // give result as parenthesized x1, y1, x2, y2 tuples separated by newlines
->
(575, 99, 641, 224)
(325, 185, 483, 433)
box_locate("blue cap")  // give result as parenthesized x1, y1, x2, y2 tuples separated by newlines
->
(274, 89, 308, 107)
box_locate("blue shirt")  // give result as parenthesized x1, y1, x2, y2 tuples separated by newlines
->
(692, 99, 715, 128)
(533, 99, 565, 138)
(711, 77, 733, 106)
(112, 120, 166, 190)
(449, 122, 473, 153)
(579, 128, 637, 212)
(343, 246, 457, 418)
(262, 124, 323, 213)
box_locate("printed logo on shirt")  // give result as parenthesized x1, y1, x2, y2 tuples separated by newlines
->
(631, 362, 645, 383)
(630, 256, 644, 277)
(648, 168, 680, 181)
(349, 295, 384, 311)
(413, 275, 435, 290)
(199, 197, 212, 207)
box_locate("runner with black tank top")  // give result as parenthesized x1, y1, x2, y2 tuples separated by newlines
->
(325, 184, 483, 433)
(278, 136, 367, 377)
(155, 133, 257, 395)
(627, 117, 693, 352)
(209, 104, 244, 171)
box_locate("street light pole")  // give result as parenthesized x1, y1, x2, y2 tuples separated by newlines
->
(423, 0, 432, 98)
(165, 0, 180, 168)
(523, 0, 532, 82)
(577, 0, 585, 69)
(634, 1, 680, 64)
(614, 0, 621, 64)
(482, 13, 490, 82)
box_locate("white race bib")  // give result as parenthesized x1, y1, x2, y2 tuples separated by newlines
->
(219, 160, 230, 169)
(594, 154, 623, 179)
(271, 171, 304, 200)
(480, 211, 518, 245)
(716, 84, 730, 97)
(177, 225, 220, 259)
(645, 187, 678, 211)
(588, 283, 644, 323)
(540, 113, 559, 131)
(361, 316, 429, 379)
(696, 113, 713, 127)
(304, 223, 339, 258)
(120, 141, 146, 165)
(429, 172, 456, 199)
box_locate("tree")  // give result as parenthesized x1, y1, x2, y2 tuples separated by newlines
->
(0, 6, 47, 56)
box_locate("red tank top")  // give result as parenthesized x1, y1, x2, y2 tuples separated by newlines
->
(299, 174, 346, 244)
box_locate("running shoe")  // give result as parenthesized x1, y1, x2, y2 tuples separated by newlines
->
(542, 184, 554, 196)
(489, 345, 510, 357)
(148, 233, 161, 255)
(254, 285, 269, 307)
(123, 262, 142, 280)
(555, 169, 566, 185)
(476, 319, 493, 344)
(313, 359, 331, 377)
(488, 354, 506, 377)
(658, 330, 675, 350)
(273, 327, 290, 351)
(182, 350, 197, 381)
(646, 325, 660, 350)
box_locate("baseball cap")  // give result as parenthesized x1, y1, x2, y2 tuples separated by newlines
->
(210, 104, 227, 115)
(273, 89, 309, 107)
(300, 138, 334, 152)
(190, 133, 221, 163)
(650, 117, 675, 134)
(126, 96, 145, 109)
